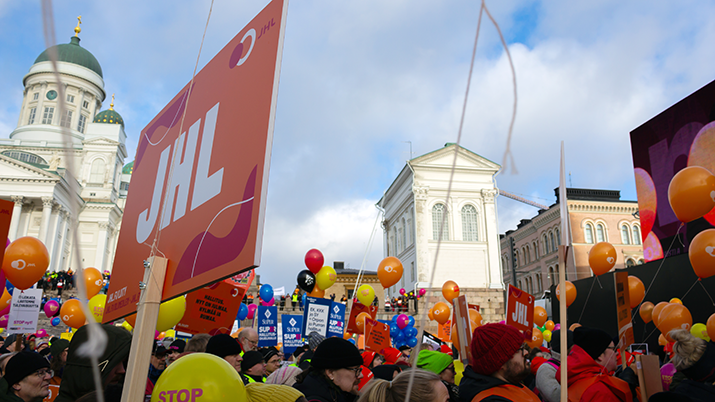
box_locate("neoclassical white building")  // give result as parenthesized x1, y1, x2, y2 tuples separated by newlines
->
(378, 143, 504, 298)
(0, 23, 131, 273)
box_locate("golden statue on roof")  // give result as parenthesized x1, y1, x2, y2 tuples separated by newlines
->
(74, 16, 82, 37)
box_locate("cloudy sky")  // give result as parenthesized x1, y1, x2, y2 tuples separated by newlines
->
(1, 1, 714, 292)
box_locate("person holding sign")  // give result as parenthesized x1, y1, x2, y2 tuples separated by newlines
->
(459, 323, 539, 402)
(293, 337, 363, 402)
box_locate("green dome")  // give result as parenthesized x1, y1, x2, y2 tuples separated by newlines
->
(94, 109, 124, 127)
(34, 36, 103, 78)
(122, 161, 134, 174)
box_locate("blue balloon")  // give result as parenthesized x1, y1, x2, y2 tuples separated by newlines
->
(407, 336, 418, 347)
(259, 284, 274, 303)
(408, 316, 415, 327)
(348, 338, 356, 345)
(391, 315, 398, 322)
(51, 317, 60, 326)
(5, 281, 13, 295)
(395, 331, 405, 341)
(389, 323, 399, 337)
(237, 303, 248, 320)
(405, 327, 417, 338)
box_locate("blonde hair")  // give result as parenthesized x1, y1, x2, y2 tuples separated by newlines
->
(357, 369, 441, 402)
(670, 329, 707, 371)
(185, 333, 211, 353)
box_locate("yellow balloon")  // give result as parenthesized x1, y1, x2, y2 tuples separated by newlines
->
(150, 353, 247, 402)
(166, 329, 176, 339)
(157, 296, 186, 332)
(356, 284, 375, 307)
(316, 266, 337, 291)
(542, 329, 552, 343)
(121, 321, 133, 332)
(88, 294, 107, 323)
(691, 323, 711, 341)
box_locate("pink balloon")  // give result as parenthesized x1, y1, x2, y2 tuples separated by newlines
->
(419, 289, 426, 297)
(261, 298, 275, 306)
(44, 300, 59, 318)
(661, 363, 676, 391)
(499, 320, 506, 325)
(0, 315, 7, 329)
(0, 305, 8, 317)
(247, 304, 258, 319)
(396, 314, 409, 330)
(399, 288, 406, 295)
(36, 329, 47, 338)
(553, 324, 561, 331)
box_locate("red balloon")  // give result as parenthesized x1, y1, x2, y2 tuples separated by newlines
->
(305, 249, 324, 274)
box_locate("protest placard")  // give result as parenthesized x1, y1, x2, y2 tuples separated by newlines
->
(327, 302, 345, 338)
(506, 284, 534, 338)
(364, 318, 390, 352)
(303, 297, 332, 337)
(346, 300, 377, 334)
(7, 288, 42, 334)
(257, 305, 278, 347)
(282, 315, 303, 356)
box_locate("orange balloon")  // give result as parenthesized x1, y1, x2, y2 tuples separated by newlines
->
(526, 327, 544, 349)
(442, 280, 460, 303)
(588, 242, 617, 275)
(628, 276, 645, 309)
(668, 166, 715, 222)
(569, 323, 582, 331)
(60, 299, 87, 329)
(432, 302, 451, 324)
(451, 324, 460, 350)
(534, 306, 548, 327)
(658, 303, 692, 342)
(544, 320, 555, 332)
(468, 309, 482, 327)
(355, 312, 371, 334)
(125, 313, 137, 327)
(0, 289, 10, 311)
(377, 257, 403, 288)
(652, 302, 670, 328)
(639, 301, 654, 324)
(428, 307, 435, 321)
(343, 332, 352, 340)
(707, 313, 715, 341)
(2, 237, 49, 290)
(688, 229, 715, 279)
(308, 287, 325, 298)
(658, 333, 667, 346)
(669, 298, 683, 305)
(556, 281, 577, 307)
(83, 267, 103, 298)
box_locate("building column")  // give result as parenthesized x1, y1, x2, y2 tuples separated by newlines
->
(482, 188, 503, 289)
(9, 196, 24, 241)
(48, 207, 66, 272)
(94, 222, 110, 271)
(413, 186, 430, 284)
(38, 197, 54, 246)
(59, 212, 73, 272)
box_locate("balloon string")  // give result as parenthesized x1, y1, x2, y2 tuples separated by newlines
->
(577, 276, 597, 323)
(698, 280, 715, 307)
(680, 278, 699, 302)
(595, 276, 603, 289)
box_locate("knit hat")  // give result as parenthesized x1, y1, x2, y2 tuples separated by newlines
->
(550, 329, 574, 355)
(266, 366, 303, 386)
(381, 347, 402, 365)
(573, 327, 612, 360)
(4, 351, 50, 386)
(371, 364, 401, 381)
(357, 366, 373, 391)
(260, 346, 279, 362)
(311, 337, 362, 369)
(49, 339, 70, 359)
(242, 351, 265, 372)
(362, 351, 376, 367)
(440, 344, 453, 355)
(169, 339, 186, 354)
(416, 350, 453, 375)
(470, 323, 524, 375)
(205, 334, 242, 358)
(245, 382, 305, 402)
(308, 332, 325, 351)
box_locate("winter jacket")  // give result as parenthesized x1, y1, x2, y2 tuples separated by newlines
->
(55, 324, 132, 402)
(555, 345, 632, 402)
(293, 371, 356, 402)
(0, 378, 27, 402)
(458, 365, 539, 402)
(535, 359, 561, 402)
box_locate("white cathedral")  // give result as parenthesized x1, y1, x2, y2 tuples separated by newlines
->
(0, 21, 131, 273)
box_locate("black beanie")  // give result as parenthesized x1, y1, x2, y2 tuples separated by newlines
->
(260, 346, 279, 362)
(4, 351, 50, 386)
(205, 334, 242, 359)
(169, 339, 186, 354)
(242, 350, 265, 372)
(550, 329, 574, 354)
(311, 337, 363, 369)
(574, 327, 613, 360)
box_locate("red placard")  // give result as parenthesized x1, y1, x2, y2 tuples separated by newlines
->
(506, 285, 534, 338)
(176, 274, 252, 334)
(364, 318, 391, 352)
(346, 300, 377, 334)
(103, 0, 288, 322)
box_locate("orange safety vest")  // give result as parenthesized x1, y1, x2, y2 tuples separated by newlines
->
(566, 375, 633, 402)
(471, 384, 540, 402)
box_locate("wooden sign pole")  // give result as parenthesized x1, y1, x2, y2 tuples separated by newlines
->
(120, 256, 168, 402)
(558, 245, 568, 402)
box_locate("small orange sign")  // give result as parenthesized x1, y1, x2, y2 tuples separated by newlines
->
(438, 320, 452, 343)
(614, 272, 635, 349)
(364, 318, 391, 352)
(346, 300, 377, 334)
(176, 277, 249, 334)
(506, 285, 534, 338)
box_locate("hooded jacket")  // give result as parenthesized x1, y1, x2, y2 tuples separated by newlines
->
(458, 365, 539, 402)
(0, 378, 26, 402)
(555, 345, 632, 402)
(55, 324, 132, 402)
(293, 371, 356, 402)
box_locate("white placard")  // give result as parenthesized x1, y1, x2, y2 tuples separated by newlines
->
(7, 288, 42, 334)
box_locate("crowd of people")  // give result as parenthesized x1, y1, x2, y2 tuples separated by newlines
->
(0, 321, 713, 401)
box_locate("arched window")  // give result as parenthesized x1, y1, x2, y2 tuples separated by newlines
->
(621, 224, 631, 245)
(544, 234, 550, 254)
(626, 258, 635, 267)
(637, 259, 644, 265)
(537, 274, 543, 293)
(397, 227, 403, 252)
(555, 228, 561, 246)
(518, 280, 523, 290)
(461, 205, 479, 241)
(527, 277, 533, 294)
(401, 218, 407, 250)
(632, 226, 641, 245)
(89, 159, 106, 183)
(585, 223, 594, 244)
(549, 267, 555, 287)
(526, 245, 531, 264)
(533, 241, 539, 259)
(596, 223, 606, 242)
(515, 250, 521, 267)
(432, 204, 449, 240)
(549, 232, 555, 252)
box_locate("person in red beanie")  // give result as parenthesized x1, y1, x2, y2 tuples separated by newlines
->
(458, 323, 539, 401)
(381, 347, 409, 367)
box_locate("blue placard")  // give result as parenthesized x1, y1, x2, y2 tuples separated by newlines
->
(282, 314, 304, 356)
(327, 302, 346, 338)
(302, 297, 333, 337)
(257, 306, 278, 347)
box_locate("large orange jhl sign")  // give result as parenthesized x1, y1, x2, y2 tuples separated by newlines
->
(104, 0, 287, 322)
